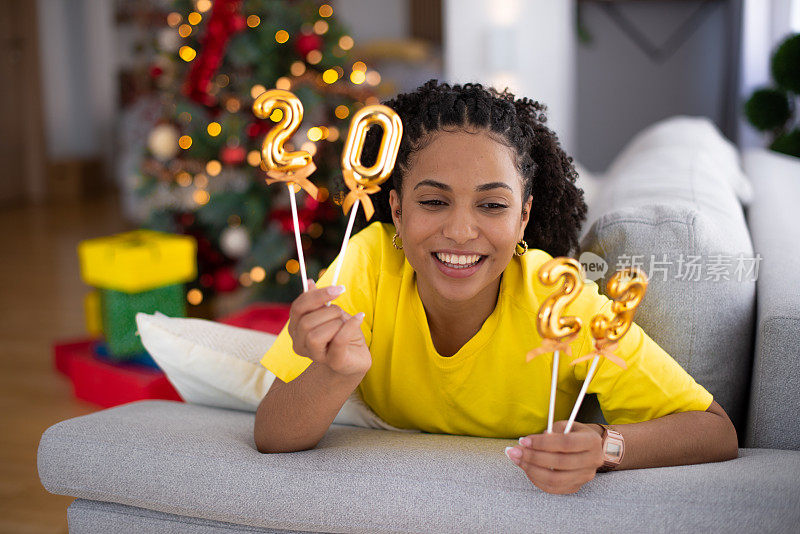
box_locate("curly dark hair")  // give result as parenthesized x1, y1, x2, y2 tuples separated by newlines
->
(347, 79, 587, 257)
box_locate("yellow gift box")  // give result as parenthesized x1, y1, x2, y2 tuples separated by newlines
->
(83, 290, 103, 336)
(78, 230, 197, 293)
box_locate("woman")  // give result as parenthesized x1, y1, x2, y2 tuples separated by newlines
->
(254, 80, 738, 495)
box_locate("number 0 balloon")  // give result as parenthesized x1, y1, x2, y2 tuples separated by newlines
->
(331, 105, 402, 286)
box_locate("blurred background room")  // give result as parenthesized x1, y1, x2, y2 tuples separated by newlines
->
(2, 0, 799, 532)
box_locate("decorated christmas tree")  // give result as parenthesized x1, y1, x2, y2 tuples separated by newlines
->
(138, 0, 382, 307)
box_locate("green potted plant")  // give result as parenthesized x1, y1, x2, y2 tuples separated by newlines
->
(744, 33, 800, 158)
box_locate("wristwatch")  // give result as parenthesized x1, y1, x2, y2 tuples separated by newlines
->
(597, 424, 624, 472)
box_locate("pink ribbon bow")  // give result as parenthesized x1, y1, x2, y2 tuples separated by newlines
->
(569, 340, 628, 370)
(526, 332, 580, 363)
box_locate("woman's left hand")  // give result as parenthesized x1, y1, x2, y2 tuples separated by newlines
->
(505, 420, 605, 494)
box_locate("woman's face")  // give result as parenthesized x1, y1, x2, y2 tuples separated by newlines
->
(389, 129, 532, 304)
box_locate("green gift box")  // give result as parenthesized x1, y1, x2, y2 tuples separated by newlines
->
(100, 284, 185, 358)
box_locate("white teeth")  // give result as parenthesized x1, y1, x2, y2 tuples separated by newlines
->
(435, 252, 482, 268)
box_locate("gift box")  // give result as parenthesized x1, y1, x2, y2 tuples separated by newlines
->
(218, 303, 291, 335)
(78, 230, 197, 293)
(78, 230, 197, 358)
(92, 341, 159, 369)
(52, 304, 288, 408)
(53, 339, 182, 408)
(101, 284, 185, 358)
(83, 290, 103, 337)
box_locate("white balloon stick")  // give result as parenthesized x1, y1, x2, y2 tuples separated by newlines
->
(547, 350, 560, 433)
(330, 198, 360, 287)
(564, 354, 600, 433)
(287, 184, 308, 292)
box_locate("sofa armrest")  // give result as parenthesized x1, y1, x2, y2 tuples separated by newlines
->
(742, 149, 800, 450)
(38, 401, 800, 532)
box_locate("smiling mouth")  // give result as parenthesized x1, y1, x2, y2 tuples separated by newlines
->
(432, 252, 486, 269)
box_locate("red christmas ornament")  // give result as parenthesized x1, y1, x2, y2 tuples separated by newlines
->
(220, 145, 247, 166)
(268, 194, 336, 235)
(207, 249, 225, 265)
(231, 15, 247, 33)
(303, 192, 339, 221)
(294, 33, 323, 57)
(196, 237, 213, 258)
(202, 94, 218, 108)
(149, 65, 164, 79)
(213, 267, 239, 293)
(269, 208, 304, 234)
(246, 121, 271, 138)
(177, 213, 195, 227)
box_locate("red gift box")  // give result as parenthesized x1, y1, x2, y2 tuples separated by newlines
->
(52, 303, 291, 408)
(218, 303, 290, 335)
(53, 339, 182, 408)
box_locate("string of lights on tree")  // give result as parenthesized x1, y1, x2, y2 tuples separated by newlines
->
(138, 0, 383, 309)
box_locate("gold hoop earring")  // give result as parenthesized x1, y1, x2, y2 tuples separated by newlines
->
(392, 233, 403, 250)
(514, 240, 528, 256)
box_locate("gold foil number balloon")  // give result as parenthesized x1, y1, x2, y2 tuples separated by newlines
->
(340, 104, 403, 220)
(536, 257, 584, 340)
(527, 257, 584, 361)
(252, 89, 318, 198)
(527, 257, 585, 433)
(564, 267, 648, 432)
(570, 267, 649, 371)
(589, 268, 649, 344)
(252, 88, 318, 292)
(329, 104, 403, 287)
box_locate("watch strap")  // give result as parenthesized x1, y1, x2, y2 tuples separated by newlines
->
(597, 424, 624, 472)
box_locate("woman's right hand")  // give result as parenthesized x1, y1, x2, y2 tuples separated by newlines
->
(287, 279, 371, 378)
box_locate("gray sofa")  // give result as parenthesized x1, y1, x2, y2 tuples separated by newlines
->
(38, 121, 800, 532)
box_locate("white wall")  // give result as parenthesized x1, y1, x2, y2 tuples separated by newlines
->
(333, 0, 409, 42)
(443, 0, 576, 153)
(37, 0, 116, 166)
(332, 0, 441, 96)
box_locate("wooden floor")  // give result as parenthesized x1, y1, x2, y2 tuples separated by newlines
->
(0, 195, 131, 533)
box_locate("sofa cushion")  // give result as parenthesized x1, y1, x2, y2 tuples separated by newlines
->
(66, 499, 305, 534)
(742, 148, 800, 451)
(39, 401, 800, 533)
(602, 115, 753, 206)
(579, 116, 756, 433)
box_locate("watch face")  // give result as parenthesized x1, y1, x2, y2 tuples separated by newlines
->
(606, 442, 622, 460)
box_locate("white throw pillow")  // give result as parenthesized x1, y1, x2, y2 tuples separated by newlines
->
(135, 312, 414, 432)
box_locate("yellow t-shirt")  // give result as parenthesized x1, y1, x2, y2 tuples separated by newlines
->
(261, 222, 713, 439)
